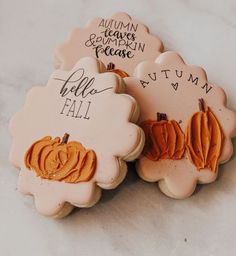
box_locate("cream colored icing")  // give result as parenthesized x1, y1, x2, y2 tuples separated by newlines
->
(125, 51, 236, 198)
(9, 57, 143, 216)
(55, 12, 163, 74)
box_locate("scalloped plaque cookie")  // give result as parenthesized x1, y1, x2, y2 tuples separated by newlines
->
(125, 51, 236, 199)
(9, 57, 144, 217)
(54, 12, 163, 75)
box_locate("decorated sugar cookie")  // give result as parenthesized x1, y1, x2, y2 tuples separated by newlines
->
(54, 12, 163, 75)
(9, 57, 144, 217)
(125, 51, 236, 199)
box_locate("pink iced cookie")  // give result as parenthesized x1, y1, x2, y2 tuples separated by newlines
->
(54, 12, 163, 75)
(125, 51, 236, 199)
(9, 57, 144, 217)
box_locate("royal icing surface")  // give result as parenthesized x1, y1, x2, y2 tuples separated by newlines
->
(9, 57, 142, 216)
(125, 51, 236, 198)
(55, 12, 163, 74)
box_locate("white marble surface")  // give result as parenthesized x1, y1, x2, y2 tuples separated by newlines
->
(1, 0, 236, 255)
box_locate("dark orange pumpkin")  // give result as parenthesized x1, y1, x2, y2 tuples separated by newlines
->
(140, 113, 185, 161)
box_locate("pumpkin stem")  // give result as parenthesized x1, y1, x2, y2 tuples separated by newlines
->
(61, 133, 70, 144)
(157, 112, 167, 121)
(107, 62, 115, 71)
(198, 98, 206, 112)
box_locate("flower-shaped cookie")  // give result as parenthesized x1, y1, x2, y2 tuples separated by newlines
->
(125, 51, 236, 199)
(54, 12, 163, 75)
(9, 57, 144, 217)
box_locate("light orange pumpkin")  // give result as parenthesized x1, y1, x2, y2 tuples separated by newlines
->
(186, 98, 224, 172)
(24, 133, 96, 183)
(140, 113, 185, 161)
(106, 62, 129, 78)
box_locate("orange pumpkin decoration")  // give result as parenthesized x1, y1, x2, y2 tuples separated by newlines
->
(24, 133, 96, 183)
(140, 113, 185, 161)
(106, 62, 129, 78)
(186, 98, 224, 172)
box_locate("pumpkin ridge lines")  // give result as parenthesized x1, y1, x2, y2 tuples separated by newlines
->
(197, 112, 204, 162)
(166, 121, 176, 158)
(205, 108, 224, 172)
(24, 136, 97, 183)
(205, 111, 217, 171)
(202, 110, 211, 164)
(186, 100, 224, 172)
(24, 136, 51, 170)
(53, 148, 79, 180)
(141, 116, 186, 161)
(46, 149, 59, 174)
(44, 142, 61, 176)
(76, 150, 97, 182)
(39, 144, 54, 176)
(75, 151, 91, 182)
(58, 150, 67, 166)
(189, 114, 203, 165)
(186, 113, 203, 170)
(200, 112, 208, 165)
(171, 120, 185, 159)
(152, 123, 165, 159)
(169, 121, 177, 158)
(194, 113, 204, 167)
(60, 151, 81, 183)
(78, 151, 88, 174)
(151, 123, 161, 160)
(29, 139, 53, 176)
(140, 120, 160, 160)
(163, 123, 169, 156)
